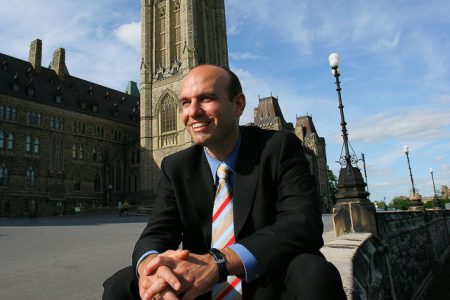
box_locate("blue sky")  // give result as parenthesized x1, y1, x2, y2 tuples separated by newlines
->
(1, 0, 449, 202)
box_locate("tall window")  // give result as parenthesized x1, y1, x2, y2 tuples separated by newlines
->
(160, 96, 177, 133)
(33, 137, 40, 154)
(26, 166, 36, 186)
(25, 136, 32, 153)
(171, 0, 182, 61)
(27, 112, 42, 126)
(0, 164, 7, 186)
(72, 144, 77, 159)
(0, 130, 4, 150)
(7, 133, 14, 150)
(158, 5, 166, 67)
(78, 145, 84, 160)
(11, 107, 17, 121)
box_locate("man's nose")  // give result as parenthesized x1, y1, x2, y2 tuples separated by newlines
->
(189, 101, 203, 117)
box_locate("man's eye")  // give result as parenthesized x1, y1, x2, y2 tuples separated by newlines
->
(181, 101, 190, 107)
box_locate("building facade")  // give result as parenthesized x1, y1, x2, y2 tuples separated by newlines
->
(0, 39, 140, 217)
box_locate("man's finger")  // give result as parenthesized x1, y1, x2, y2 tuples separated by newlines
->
(160, 287, 180, 300)
(156, 265, 182, 291)
(143, 277, 169, 300)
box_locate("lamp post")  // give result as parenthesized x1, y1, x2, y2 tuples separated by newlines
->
(403, 145, 422, 209)
(430, 168, 439, 208)
(328, 53, 376, 237)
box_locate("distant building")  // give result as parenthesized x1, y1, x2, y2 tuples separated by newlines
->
(0, 39, 140, 217)
(441, 185, 449, 198)
(251, 96, 332, 212)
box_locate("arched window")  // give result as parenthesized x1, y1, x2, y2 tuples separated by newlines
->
(7, 133, 14, 150)
(25, 136, 32, 153)
(0, 130, 4, 150)
(26, 166, 36, 186)
(33, 137, 40, 154)
(0, 164, 8, 186)
(160, 96, 177, 133)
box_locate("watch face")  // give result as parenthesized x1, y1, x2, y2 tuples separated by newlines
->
(216, 257, 226, 264)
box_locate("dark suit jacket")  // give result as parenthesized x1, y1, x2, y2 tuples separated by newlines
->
(132, 126, 324, 297)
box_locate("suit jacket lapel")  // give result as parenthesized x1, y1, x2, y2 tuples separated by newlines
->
(186, 149, 215, 247)
(233, 127, 260, 238)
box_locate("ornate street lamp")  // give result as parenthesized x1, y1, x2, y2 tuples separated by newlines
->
(328, 53, 376, 236)
(430, 168, 439, 208)
(403, 145, 422, 209)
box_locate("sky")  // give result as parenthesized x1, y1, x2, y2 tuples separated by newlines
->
(0, 0, 449, 203)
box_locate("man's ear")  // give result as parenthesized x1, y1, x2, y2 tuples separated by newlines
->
(234, 93, 246, 117)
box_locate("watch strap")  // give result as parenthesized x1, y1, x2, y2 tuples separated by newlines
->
(209, 248, 228, 283)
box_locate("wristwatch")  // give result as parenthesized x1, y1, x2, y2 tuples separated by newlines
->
(209, 248, 228, 282)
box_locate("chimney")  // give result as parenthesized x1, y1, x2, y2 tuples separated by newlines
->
(50, 48, 69, 80)
(28, 39, 42, 73)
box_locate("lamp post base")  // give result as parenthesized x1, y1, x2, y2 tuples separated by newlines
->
(408, 192, 423, 210)
(332, 165, 377, 237)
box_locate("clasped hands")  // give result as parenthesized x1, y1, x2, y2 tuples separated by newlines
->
(138, 249, 220, 300)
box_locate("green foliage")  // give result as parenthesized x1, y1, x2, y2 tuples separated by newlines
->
(423, 201, 433, 209)
(389, 196, 411, 210)
(375, 201, 387, 210)
(327, 168, 338, 205)
(439, 197, 450, 208)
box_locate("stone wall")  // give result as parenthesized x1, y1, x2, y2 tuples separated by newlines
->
(322, 209, 450, 299)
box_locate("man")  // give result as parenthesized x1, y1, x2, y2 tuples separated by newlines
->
(103, 64, 345, 300)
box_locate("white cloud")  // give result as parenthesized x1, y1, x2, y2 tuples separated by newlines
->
(115, 22, 141, 51)
(229, 52, 266, 61)
(349, 108, 450, 144)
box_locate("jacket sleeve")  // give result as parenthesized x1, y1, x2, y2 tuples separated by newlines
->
(237, 132, 324, 278)
(131, 157, 182, 271)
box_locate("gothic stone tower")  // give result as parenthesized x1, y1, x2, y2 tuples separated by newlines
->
(140, 0, 228, 196)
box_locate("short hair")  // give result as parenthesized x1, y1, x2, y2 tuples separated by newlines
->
(193, 64, 242, 101)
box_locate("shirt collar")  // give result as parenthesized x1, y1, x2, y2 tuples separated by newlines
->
(204, 131, 241, 185)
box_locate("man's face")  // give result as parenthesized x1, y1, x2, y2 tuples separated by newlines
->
(179, 65, 245, 149)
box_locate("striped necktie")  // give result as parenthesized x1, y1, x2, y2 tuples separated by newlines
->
(211, 163, 242, 300)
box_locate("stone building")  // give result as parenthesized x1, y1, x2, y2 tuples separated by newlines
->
(0, 39, 140, 217)
(139, 0, 331, 212)
(251, 96, 332, 212)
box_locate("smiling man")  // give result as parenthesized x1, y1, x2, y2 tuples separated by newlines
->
(103, 64, 345, 300)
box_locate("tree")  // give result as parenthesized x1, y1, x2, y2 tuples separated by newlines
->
(375, 201, 387, 210)
(328, 168, 338, 205)
(389, 196, 411, 210)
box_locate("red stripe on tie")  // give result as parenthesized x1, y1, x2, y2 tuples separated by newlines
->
(216, 278, 241, 300)
(225, 236, 235, 247)
(212, 193, 233, 222)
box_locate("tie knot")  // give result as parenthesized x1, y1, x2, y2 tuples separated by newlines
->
(217, 163, 231, 179)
